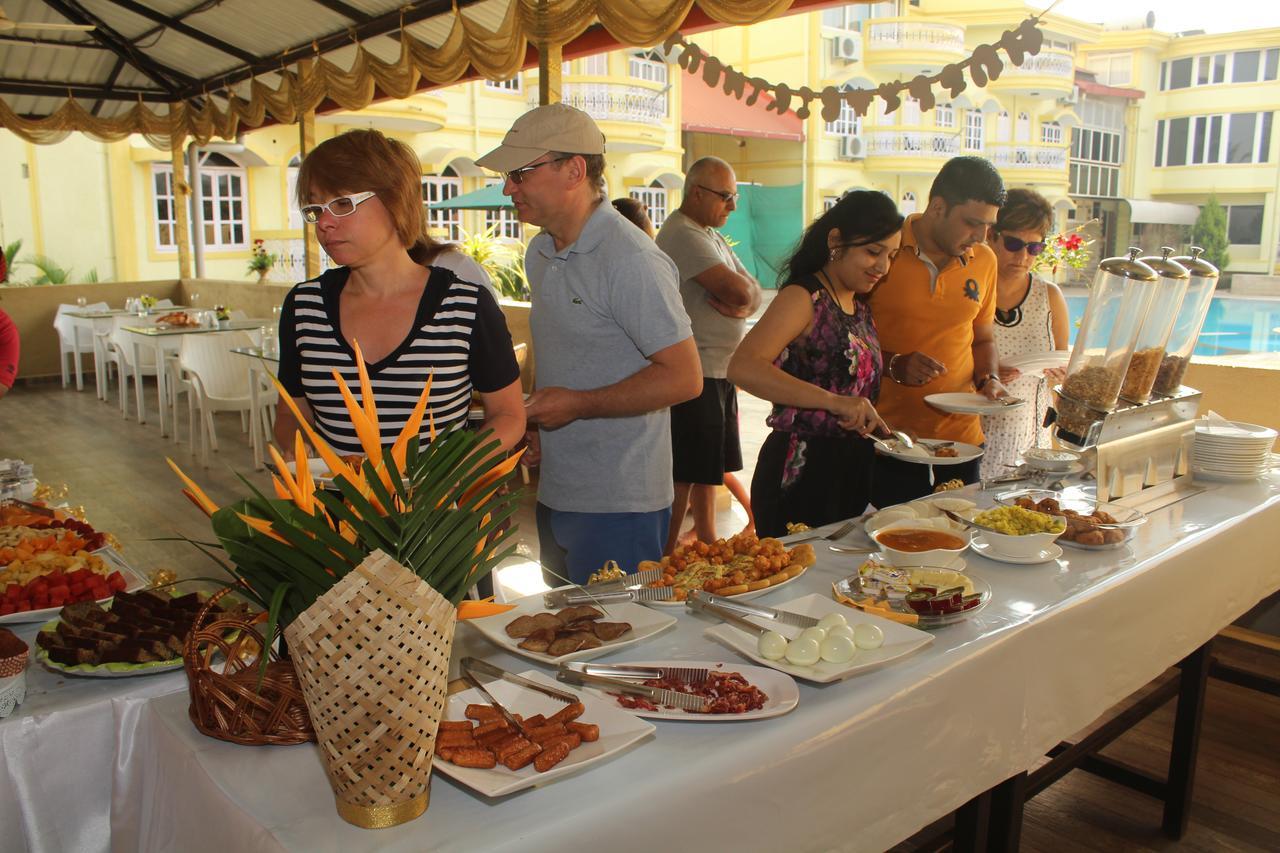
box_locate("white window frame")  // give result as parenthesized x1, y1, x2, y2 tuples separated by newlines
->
(995, 111, 1012, 143)
(484, 179, 523, 240)
(825, 86, 863, 137)
(934, 104, 955, 130)
(1225, 203, 1265, 245)
(1041, 121, 1063, 145)
(823, 195, 841, 211)
(900, 191, 917, 216)
(422, 173, 462, 241)
(582, 53, 608, 76)
(197, 152, 248, 250)
(486, 76, 522, 94)
(629, 186, 668, 231)
(1088, 52, 1132, 87)
(1155, 111, 1273, 167)
(964, 110, 984, 151)
(152, 164, 178, 251)
(286, 155, 303, 230)
(628, 51, 667, 85)
(1015, 111, 1031, 143)
(902, 96, 922, 127)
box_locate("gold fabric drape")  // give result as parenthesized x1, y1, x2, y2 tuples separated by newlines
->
(0, 0, 797, 146)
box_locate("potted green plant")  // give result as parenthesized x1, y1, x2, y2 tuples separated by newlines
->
(247, 239, 277, 283)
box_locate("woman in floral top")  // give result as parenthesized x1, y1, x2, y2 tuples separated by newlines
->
(728, 191, 903, 537)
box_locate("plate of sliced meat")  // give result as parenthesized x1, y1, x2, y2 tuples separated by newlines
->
(467, 591, 678, 665)
(433, 669, 654, 797)
(564, 660, 800, 721)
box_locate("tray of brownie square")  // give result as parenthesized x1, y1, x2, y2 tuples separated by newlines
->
(34, 588, 247, 678)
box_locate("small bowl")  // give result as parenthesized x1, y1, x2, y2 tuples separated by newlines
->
(1021, 447, 1082, 473)
(873, 521, 970, 568)
(975, 527, 1064, 559)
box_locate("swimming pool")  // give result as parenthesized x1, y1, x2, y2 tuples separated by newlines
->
(1065, 293, 1280, 356)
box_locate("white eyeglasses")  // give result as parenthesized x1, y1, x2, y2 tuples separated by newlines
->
(300, 191, 377, 223)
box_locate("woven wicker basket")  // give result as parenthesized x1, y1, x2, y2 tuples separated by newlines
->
(284, 550, 457, 829)
(184, 587, 315, 746)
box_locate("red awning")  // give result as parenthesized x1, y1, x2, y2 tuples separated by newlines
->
(1074, 76, 1145, 100)
(681, 79, 805, 142)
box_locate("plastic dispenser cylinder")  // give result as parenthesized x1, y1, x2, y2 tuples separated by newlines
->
(1153, 247, 1220, 395)
(1120, 248, 1190, 404)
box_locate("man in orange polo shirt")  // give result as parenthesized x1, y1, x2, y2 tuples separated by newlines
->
(870, 157, 1010, 507)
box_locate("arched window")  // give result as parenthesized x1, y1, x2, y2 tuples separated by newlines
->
(423, 165, 462, 241)
(1015, 111, 1031, 143)
(825, 84, 864, 137)
(900, 191, 917, 216)
(902, 96, 921, 126)
(996, 111, 1012, 142)
(629, 181, 669, 230)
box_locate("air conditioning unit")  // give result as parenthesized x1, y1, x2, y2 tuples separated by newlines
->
(830, 35, 862, 63)
(839, 135, 865, 160)
(1058, 86, 1080, 106)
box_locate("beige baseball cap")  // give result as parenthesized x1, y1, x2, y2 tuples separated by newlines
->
(476, 103, 607, 173)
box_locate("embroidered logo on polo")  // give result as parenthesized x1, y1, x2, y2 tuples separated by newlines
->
(571, 297, 584, 304)
(963, 279, 980, 303)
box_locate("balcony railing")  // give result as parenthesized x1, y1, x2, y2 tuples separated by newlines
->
(865, 130, 961, 158)
(986, 143, 1067, 170)
(538, 82, 668, 125)
(1000, 49, 1075, 80)
(865, 20, 965, 52)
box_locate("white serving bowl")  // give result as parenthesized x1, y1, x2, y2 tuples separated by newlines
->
(1020, 447, 1082, 473)
(872, 520, 970, 568)
(975, 527, 1064, 559)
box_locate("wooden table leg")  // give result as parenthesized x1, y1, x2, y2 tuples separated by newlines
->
(1163, 641, 1212, 839)
(988, 771, 1027, 853)
(952, 788, 991, 853)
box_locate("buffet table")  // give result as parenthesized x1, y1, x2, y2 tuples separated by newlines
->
(80, 473, 1280, 853)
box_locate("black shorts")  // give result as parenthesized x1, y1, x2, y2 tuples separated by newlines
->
(671, 378, 743, 485)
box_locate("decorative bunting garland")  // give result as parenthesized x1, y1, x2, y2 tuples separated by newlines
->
(662, 15, 1047, 121)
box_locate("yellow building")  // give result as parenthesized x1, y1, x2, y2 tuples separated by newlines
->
(4, 2, 1280, 287)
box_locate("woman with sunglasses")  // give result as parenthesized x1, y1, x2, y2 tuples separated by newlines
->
(980, 188, 1070, 478)
(727, 191, 902, 537)
(274, 129, 525, 462)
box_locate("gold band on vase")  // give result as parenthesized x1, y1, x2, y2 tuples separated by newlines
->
(334, 788, 429, 829)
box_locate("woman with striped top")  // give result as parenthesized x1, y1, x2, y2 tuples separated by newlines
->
(274, 129, 525, 459)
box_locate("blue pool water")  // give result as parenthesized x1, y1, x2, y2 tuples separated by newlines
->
(1065, 294, 1280, 356)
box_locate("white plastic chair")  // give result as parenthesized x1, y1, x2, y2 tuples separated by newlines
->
(104, 315, 160, 418)
(52, 302, 107, 390)
(179, 332, 276, 466)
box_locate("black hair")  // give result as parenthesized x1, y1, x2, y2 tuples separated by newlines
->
(783, 190, 904, 284)
(928, 156, 1007, 209)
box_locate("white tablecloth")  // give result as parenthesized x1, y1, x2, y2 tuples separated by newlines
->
(0, 620, 186, 853)
(101, 474, 1280, 853)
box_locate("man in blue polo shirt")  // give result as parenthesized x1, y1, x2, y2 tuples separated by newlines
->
(477, 104, 702, 585)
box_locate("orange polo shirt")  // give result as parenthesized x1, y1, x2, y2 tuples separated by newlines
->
(869, 214, 998, 445)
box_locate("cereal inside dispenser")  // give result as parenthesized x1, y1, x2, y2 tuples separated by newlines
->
(1120, 248, 1189, 404)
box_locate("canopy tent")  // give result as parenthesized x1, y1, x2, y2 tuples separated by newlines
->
(0, 0, 836, 147)
(681, 75, 804, 141)
(720, 183, 804, 286)
(1124, 199, 1200, 226)
(431, 184, 513, 210)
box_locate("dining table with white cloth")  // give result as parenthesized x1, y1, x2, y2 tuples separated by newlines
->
(78, 471, 1280, 853)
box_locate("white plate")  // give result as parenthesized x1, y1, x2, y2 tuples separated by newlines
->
(468, 591, 677, 665)
(0, 548, 146, 626)
(1002, 350, 1069, 374)
(702, 593, 933, 684)
(570, 660, 799, 721)
(433, 670, 654, 797)
(925, 392, 1029, 415)
(647, 565, 811, 607)
(971, 534, 1063, 564)
(873, 439, 983, 466)
(1191, 469, 1265, 483)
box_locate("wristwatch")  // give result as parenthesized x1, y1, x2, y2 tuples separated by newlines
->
(974, 373, 998, 391)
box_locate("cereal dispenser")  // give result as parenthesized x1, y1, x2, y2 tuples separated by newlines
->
(1119, 248, 1189, 404)
(1153, 247, 1219, 396)
(1049, 248, 1159, 444)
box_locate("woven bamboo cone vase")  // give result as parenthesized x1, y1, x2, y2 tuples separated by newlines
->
(284, 550, 457, 829)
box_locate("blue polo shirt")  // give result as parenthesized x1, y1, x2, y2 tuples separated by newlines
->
(526, 203, 693, 513)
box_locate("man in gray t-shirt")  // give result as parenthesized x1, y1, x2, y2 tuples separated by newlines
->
(477, 104, 701, 584)
(655, 157, 761, 553)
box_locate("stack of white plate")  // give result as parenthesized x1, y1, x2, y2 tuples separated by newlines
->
(1191, 420, 1278, 482)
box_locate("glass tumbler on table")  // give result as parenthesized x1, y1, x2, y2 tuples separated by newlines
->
(76, 296, 88, 309)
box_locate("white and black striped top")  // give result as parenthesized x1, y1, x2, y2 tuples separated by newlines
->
(278, 266, 520, 455)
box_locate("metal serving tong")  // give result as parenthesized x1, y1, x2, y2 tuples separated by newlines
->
(687, 590, 818, 629)
(565, 661, 709, 685)
(460, 661, 533, 735)
(556, 667, 708, 713)
(547, 586, 673, 607)
(784, 515, 862, 546)
(460, 657, 579, 705)
(542, 568, 665, 607)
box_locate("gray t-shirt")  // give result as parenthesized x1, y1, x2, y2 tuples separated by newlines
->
(655, 209, 753, 378)
(526, 203, 693, 513)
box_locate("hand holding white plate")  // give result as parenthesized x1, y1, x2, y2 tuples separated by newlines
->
(925, 392, 1028, 415)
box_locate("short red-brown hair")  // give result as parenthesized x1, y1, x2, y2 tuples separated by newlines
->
(296, 129, 443, 264)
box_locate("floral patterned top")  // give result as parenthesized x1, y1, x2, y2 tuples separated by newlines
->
(766, 274, 882, 486)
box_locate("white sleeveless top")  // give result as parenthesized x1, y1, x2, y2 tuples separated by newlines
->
(981, 276, 1055, 479)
